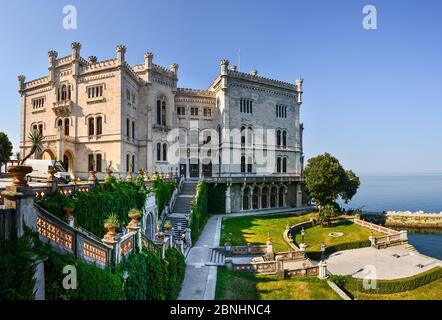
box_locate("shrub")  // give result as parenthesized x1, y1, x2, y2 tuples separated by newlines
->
(190, 181, 209, 244)
(44, 250, 125, 300)
(0, 227, 39, 300)
(165, 248, 186, 299)
(332, 267, 442, 295)
(37, 191, 71, 220)
(153, 176, 175, 214)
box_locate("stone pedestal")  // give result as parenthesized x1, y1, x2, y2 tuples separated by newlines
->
(369, 235, 376, 247)
(299, 243, 307, 252)
(225, 185, 231, 214)
(400, 230, 408, 243)
(318, 261, 328, 279)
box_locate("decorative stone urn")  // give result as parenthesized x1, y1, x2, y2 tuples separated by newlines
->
(88, 170, 97, 182)
(105, 169, 113, 181)
(63, 207, 74, 226)
(47, 168, 57, 184)
(127, 210, 141, 231)
(157, 232, 164, 240)
(8, 165, 33, 187)
(103, 222, 118, 245)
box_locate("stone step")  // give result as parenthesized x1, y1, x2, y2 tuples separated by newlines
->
(205, 247, 226, 266)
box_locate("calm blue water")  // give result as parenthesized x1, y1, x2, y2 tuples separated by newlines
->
(340, 173, 442, 259)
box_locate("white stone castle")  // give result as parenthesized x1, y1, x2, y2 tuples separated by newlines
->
(18, 42, 306, 213)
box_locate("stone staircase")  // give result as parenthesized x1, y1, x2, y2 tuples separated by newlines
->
(167, 180, 198, 241)
(206, 247, 226, 266)
(402, 243, 419, 254)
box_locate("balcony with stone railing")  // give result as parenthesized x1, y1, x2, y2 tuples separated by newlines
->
(52, 100, 73, 117)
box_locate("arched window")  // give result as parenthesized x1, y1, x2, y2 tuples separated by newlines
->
(270, 187, 277, 208)
(64, 119, 69, 136)
(132, 155, 135, 172)
(96, 116, 103, 135)
(161, 101, 166, 126)
(131, 121, 135, 139)
(126, 118, 130, 137)
(88, 118, 94, 136)
(96, 154, 102, 172)
(88, 154, 94, 171)
(32, 124, 38, 132)
(282, 131, 287, 148)
(126, 154, 130, 172)
(247, 156, 253, 173)
(283, 158, 287, 173)
(68, 85, 71, 100)
(157, 143, 161, 161)
(241, 126, 246, 145)
(156, 99, 161, 125)
(162, 143, 167, 161)
(241, 156, 246, 173)
(279, 187, 285, 207)
(217, 125, 222, 146)
(247, 127, 253, 146)
(61, 85, 67, 101)
(57, 119, 63, 127)
(38, 124, 43, 135)
(277, 157, 281, 173)
(252, 187, 259, 209)
(261, 187, 268, 209)
(243, 187, 250, 210)
(277, 130, 281, 147)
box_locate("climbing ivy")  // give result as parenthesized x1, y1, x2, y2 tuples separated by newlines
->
(152, 176, 175, 215)
(208, 183, 226, 214)
(190, 181, 209, 244)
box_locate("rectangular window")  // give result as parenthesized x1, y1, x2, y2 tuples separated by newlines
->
(177, 106, 185, 116)
(204, 108, 212, 117)
(87, 85, 104, 99)
(276, 105, 287, 118)
(190, 107, 199, 116)
(32, 97, 45, 110)
(132, 121, 135, 139)
(88, 154, 94, 171)
(240, 98, 253, 114)
(96, 154, 102, 172)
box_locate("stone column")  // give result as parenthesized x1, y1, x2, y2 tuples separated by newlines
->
(400, 230, 408, 243)
(225, 184, 231, 214)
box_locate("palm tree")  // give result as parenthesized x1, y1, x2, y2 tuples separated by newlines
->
(20, 131, 44, 165)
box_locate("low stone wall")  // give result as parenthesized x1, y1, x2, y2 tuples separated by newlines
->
(385, 211, 442, 229)
(283, 220, 315, 251)
(230, 245, 267, 255)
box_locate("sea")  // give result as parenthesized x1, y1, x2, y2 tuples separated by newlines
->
(340, 173, 442, 259)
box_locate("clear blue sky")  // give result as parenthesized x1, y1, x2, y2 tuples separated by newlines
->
(1, 0, 441, 173)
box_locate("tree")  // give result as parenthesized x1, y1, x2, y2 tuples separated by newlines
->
(20, 132, 44, 165)
(0, 132, 13, 173)
(304, 153, 360, 208)
(340, 170, 360, 204)
(317, 204, 337, 226)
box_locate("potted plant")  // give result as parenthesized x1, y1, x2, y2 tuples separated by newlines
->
(8, 131, 44, 186)
(157, 231, 164, 240)
(103, 213, 120, 243)
(164, 220, 172, 231)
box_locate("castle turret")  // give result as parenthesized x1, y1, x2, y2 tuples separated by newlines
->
(220, 59, 229, 91)
(144, 52, 153, 82)
(18, 75, 26, 92)
(170, 63, 179, 76)
(71, 42, 81, 77)
(88, 56, 97, 64)
(295, 78, 304, 105)
(48, 50, 58, 83)
(116, 45, 126, 65)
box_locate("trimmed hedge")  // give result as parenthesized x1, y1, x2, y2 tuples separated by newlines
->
(165, 248, 186, 299)
(44, 250, 125, 300)
(38, 179, 148, 238)
(306, 240, 371, 261)
(153, 176, 175, 214)
(330, 267, 442, 295)
(190, 181, 209, 244)
(208, 183, 226, 214)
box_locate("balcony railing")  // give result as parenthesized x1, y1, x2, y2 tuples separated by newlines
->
(52, 100, 73, 116)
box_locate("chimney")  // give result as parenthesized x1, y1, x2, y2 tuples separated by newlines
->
(220, 59, 229, 76)
(251, 69, 258, 76)
(116, 45, 126, 65)
(71, 42, 81, 60)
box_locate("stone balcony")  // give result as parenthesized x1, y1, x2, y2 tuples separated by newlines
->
(52, 100, 73, 117)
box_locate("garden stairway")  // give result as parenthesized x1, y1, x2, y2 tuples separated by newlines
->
(205, 247, 226, 266)
(168, 181, 198, 242)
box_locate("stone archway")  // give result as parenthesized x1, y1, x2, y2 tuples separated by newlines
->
(41, 149, 55, 160)
(144, 211, 155, 239)
(63, 150, 74, 172)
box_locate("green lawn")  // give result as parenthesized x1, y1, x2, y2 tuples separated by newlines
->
(293, 221, 384, 257)
(221, 213, 316, 252)
(216, 267, 341, 300)
(350, 278, 442, 300)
